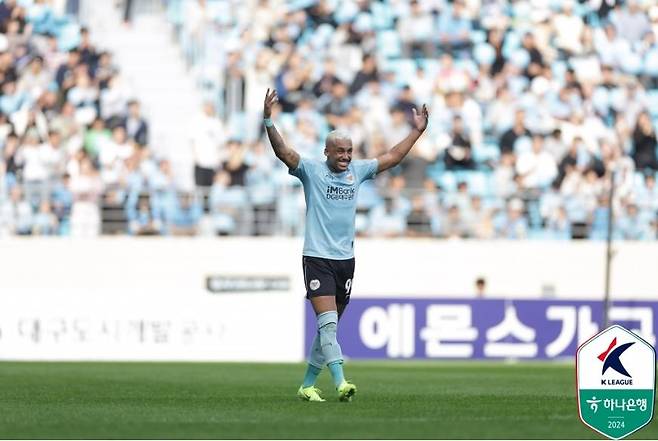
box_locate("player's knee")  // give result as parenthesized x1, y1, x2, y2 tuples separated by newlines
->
(317, 311, 339, 350)
(319, 321, 337, 346)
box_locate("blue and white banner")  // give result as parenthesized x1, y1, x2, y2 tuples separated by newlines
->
(304, 299, 658, 360)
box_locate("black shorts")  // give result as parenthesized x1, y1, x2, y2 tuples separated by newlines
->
(302, 256, 355, 305)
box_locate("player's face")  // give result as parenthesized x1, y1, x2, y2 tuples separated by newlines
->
(326, 139, 353, 172)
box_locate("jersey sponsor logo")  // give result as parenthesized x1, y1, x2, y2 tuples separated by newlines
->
(310, 279, 321, 290)
(326, 185, 355, 200)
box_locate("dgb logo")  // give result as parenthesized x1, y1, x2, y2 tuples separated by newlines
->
(577, 325, 656, 439)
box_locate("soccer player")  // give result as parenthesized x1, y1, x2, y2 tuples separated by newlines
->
(263, 88, 429, 402)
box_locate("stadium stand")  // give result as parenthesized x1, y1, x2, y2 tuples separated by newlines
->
(1, 0, 657, 240)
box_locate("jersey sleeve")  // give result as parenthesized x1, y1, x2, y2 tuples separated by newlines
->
(354, 158, 379, 183)
(288, 157, 309, 181)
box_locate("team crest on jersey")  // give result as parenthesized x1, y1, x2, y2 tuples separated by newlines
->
(346, 172, 354, 183)
(310, 279, 321, 290)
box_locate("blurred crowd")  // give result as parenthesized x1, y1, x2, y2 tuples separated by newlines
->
(2, 0, 658, 240)
(0, 0, 165, 236)
(167, 0, 658, 240)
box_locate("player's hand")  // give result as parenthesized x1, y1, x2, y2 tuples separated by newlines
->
(412, 104, 429, 133)
(264, 88, 278, 119)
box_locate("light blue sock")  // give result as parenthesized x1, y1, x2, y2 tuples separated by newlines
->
(317, 311, 345, 388)
(302, 332, 324, 387)
(302, 364, 322, 387)
(328, 360, 345, 388)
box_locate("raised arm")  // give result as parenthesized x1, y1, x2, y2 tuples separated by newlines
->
(376, 104, 429, 173)
(263, 88, 300, 170)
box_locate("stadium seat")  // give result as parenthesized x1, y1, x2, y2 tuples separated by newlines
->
(388, 59, 418, 86)
(371, 2, 394, 30)
(621, 52, 643, 76)
(569, 56, 601, 83)
(502, 30, 521, 59)
(437, 172, 457, 192)
(334, 1, 359, 24)
(470, 30, 487, 45)
(646, 90, 658, 118)
(644, 48, 658, 78)
(474, 42, 496, 66)
(592, 87, 610, 116)
(472, 142, 500, 164)
(633, 172, 646, 191)
(463, 171, 489, 196)
(609, 87, 626, 111)
(455, 58, 478, 78)
(56, 22, 81, 51)
(377, 30, 402, 59)
(419, 59, 440, 78)
(551, 60, 568, 84)
(509, 48, 530, 69)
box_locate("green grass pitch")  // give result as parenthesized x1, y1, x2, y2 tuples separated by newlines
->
(0, 361, 656, 439)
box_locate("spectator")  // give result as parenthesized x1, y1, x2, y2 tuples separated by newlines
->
(444, 116, 475, 170)
(546, 206, 571, 239)
(521, 32, 545, 80)
(475, 277, 486, 297)
(221, 139, 250, 187)
(349, 53, 378, 95)
(0, 80, 27, 116)
(312, 58, 340, 98)
(437, 0, 472, 55)
(99, 125, 133, 186)
(122, 100, 148, 147)
(632, 111, 658, 172)
(55, 49, 81, 91)
(100, 75, 130, 125)
(209, 170, 248, 236)
(127, 193, 161, 236)
(441, 204, 468, 239)
(610, 0, 651, 44)
(0, 185, 31, 235)
(17, 56, 50, 101)
(69, 156, 103, 237)
(617, 202, 652, 240)
(493, 152, 517, 198)
(170, 192, 202, 236)
(19, 129, 49, 206)
(191, 102, 225, 190)
(499, 110, 530, 155)
(463, 195, 494, 239)
(397, 0, 434, 58)
(635, 173, 658, 213)
(369, 196, 407, 238)
(552, 0, 584, 56)
(319, 80, 352, 130)
(496, 198, 528, 239)
(406, 194, 432, 237)
(393, 85, 418, 124)
(223, 51, 246, 119)
(515, 134, 558, 192)
(83, 117, 111, 159)
(32, 200, 58, 235)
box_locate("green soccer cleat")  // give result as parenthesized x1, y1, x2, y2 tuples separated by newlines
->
(337, 380, 357, 402)
(297, 385, 326, 402)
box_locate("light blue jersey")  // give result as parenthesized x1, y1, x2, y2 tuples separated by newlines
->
(289, 158, 379, 259)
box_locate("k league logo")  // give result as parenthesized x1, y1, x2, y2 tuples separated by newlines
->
(577, 325, 656, 440)
(599, 337, 634, 380)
